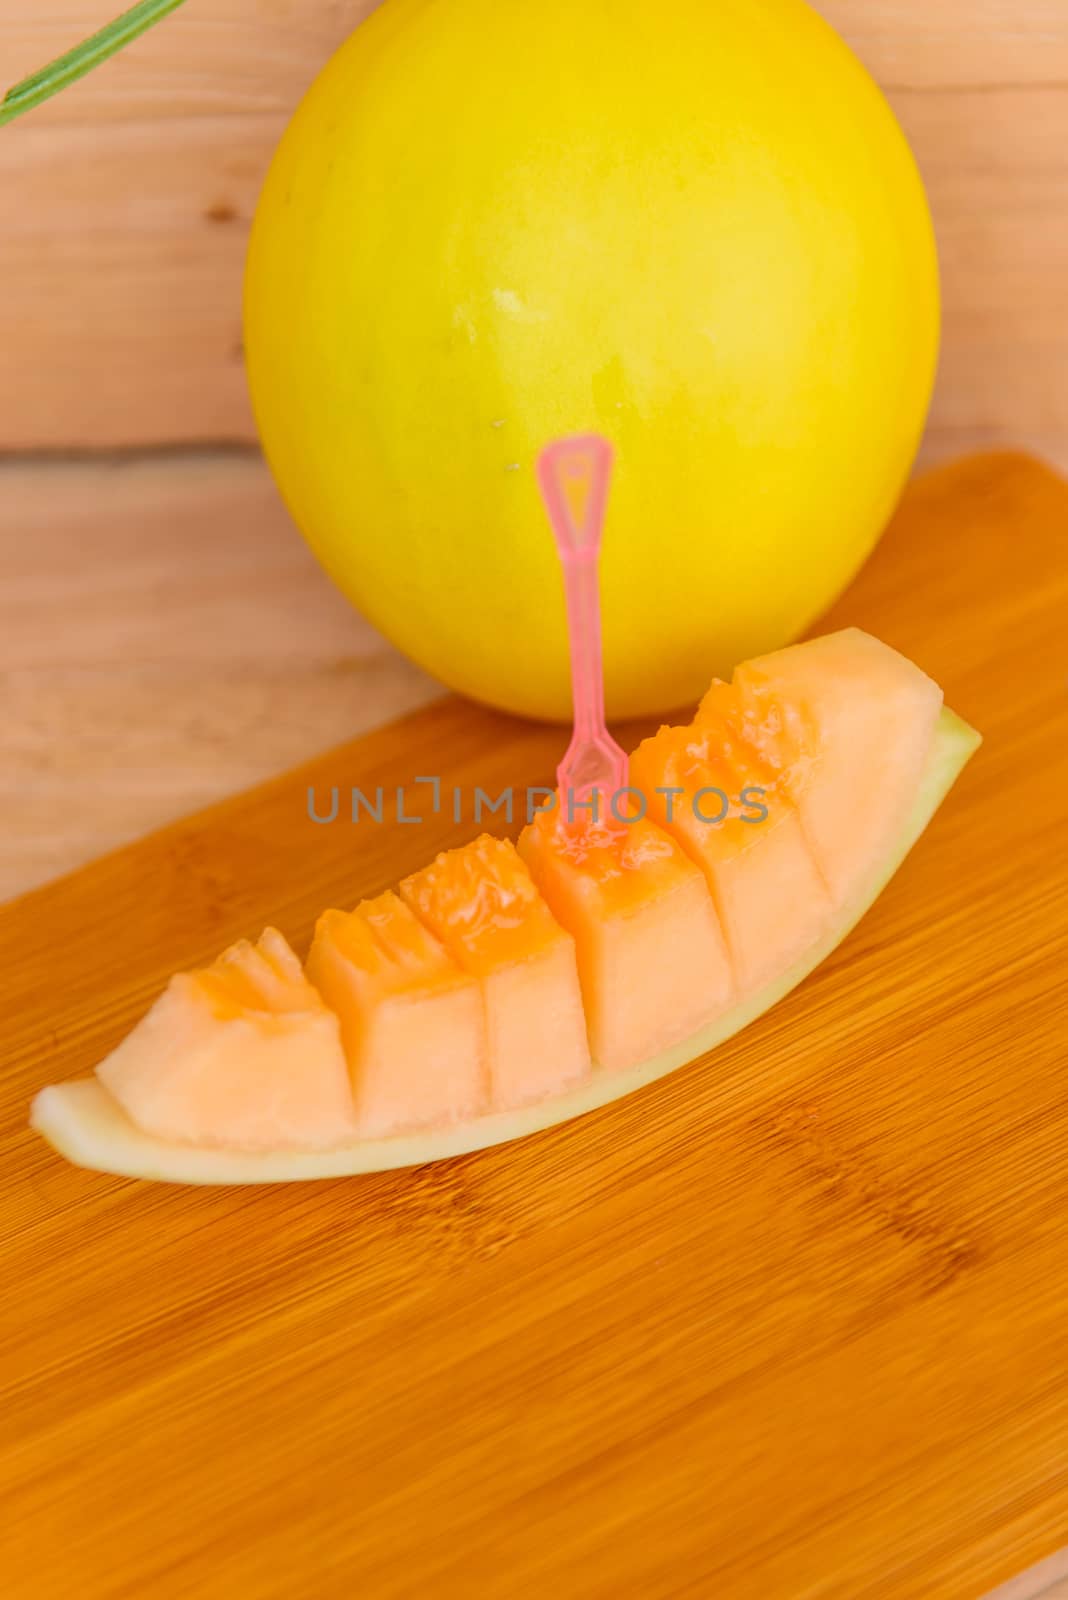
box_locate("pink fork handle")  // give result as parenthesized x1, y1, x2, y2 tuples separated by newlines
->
(561, 559, 607, 740)
(537, 434, 614, 559)
(537, 435, 627, 797)
(538, 435, 614, 741)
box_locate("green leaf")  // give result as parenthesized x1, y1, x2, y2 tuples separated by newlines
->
(0, 0, 190, 129)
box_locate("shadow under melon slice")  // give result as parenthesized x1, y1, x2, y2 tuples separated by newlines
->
(517, 809, 732, 1070)
(95, 928, 356, 1151)
(306, 892, 486, 1138)
(399, 835, 590, 1110)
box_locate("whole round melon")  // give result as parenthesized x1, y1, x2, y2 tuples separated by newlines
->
(244, 0, 939, 721)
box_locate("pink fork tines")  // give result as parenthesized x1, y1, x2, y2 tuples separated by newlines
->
(537, 433, 628, 818)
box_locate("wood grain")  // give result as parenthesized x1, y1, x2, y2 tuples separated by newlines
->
(0, 2, 1066, 468)
(2, 452, 1067, 1598)
(0, 453, 437, 903)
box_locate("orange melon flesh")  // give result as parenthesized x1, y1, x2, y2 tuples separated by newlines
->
(399, 835, 590, 1108)
(517, 808, 732, 1070)
(32, 707, 982, 1184)
(718, 629, 944, 904)
(94, 928, 356, 1151)
(30, 630, 981, 1186)
(305, 892, 486, 1137)
(629, 696, 833, 992)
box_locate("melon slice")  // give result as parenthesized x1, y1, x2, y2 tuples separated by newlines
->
(31, 643, 981, 1186)
(305, 892, 486, 1138)
(629, 688, 834, 991)
(399, 835, 591, 1108)
(93, 928, 356, 1152)
(517, 809, 732, 1069)
(715, 629, 944, 903)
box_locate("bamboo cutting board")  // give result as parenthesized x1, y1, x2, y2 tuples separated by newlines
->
(2, 452, 1067, 1600)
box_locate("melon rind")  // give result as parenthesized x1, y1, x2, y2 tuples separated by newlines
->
(30, 709, 980, 1186)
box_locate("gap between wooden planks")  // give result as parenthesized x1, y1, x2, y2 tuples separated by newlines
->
(1, 452, 1067, 1600)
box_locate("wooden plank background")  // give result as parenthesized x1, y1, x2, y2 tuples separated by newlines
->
(0, 454, 436, 902)
(0, 3, 1065, 898)
(0, 0, 1066, 465)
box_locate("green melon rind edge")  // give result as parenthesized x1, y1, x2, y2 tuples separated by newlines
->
(30, 707, 981, 1186)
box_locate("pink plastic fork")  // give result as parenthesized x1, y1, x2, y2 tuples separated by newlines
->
(537, 434, 629, 817)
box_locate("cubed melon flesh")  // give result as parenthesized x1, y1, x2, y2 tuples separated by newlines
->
(95, 928, 357, 1151)
(630, 693, 833, 992)
(517, 808, 733, 1070)
(31, 634, 981, 1185)
(718, 629, 944, 904)
(305, 892, 486, 1137)
(399, 835, 590, 1108)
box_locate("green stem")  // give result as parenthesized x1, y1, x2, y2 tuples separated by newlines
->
(0, 0, 190, 129)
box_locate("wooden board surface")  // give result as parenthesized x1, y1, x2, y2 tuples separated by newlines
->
(2, 452, 1068, 1598)
(0, 1, 1066, 470)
